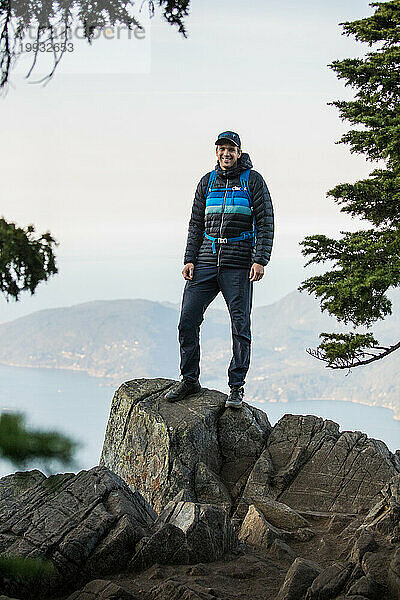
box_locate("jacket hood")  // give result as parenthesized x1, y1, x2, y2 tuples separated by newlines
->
(215, 152, 253, 179)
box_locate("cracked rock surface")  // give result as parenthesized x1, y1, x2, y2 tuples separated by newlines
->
(235, 414, 400, 520)
(0, 466, 156, 599)
(129, 499, 238, 574)
(100, 378, 271, 513)
(2, 378, 400, 600)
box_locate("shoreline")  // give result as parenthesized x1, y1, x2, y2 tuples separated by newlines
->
(1, 360, 399, 422)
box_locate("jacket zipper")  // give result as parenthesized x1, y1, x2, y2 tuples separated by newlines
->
(217, 177, 229, 267)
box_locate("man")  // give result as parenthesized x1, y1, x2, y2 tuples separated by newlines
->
(165, 131, 274, 408)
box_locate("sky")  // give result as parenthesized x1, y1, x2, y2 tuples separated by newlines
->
(0, 0, 377, 322)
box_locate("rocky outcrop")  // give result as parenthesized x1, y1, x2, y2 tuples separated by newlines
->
(155, 499, 238, 560)
(342, 473, 400, 599)
(130, 498, 238, 572)
(0, 466, 156, 598)
(0, 470, 46, 509)
(252, 495, 310, 530)
(100, 378, 271, 513)
(234, 414, 400, 522)
(2, 378, 400, 600)
(100, 381, 400, 526)
(305, 561, 356, 599)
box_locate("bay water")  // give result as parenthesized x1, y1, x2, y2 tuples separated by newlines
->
(0, 364, 398, 479)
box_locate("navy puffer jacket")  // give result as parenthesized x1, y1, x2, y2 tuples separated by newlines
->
(184, 153, 274, 268)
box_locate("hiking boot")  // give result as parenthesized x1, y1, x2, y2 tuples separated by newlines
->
(225, 386, 244, 409)
(164, 379, 201, 403)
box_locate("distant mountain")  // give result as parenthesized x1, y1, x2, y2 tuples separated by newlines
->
(0, 300, 179, 381)
(0, 289, 399, 418)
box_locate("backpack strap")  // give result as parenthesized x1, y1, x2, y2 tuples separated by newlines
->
(239, 169, 256, 246)
(205, 170, 217, 197)
(204, 230, 255, 254)
(239, 169, 252, 204)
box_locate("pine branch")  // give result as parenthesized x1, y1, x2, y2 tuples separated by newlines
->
(0, 217, 58, 301)
(307, 338, 400, 369)
(0, 0, 191, 87)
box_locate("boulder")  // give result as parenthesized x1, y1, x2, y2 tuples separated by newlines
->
(238, 505, 314, 549)
(276, 557, 321, 600)
(100, 378, 271, 512)
(129, 523, 189, 572)
(130, 500, 239, 571)
(350, 530, 378, 564)
(359, 474, 400, 540)
(160, 501, 238, 560)
(346, 575, 382, 599)
(305, 561, 354, 600)
(0, 466, 156, 599)
(253, 496, 309, 531)
(236, 415, 400, 519)
(239, 504, 278, 548)
(361, 551, 391, 588)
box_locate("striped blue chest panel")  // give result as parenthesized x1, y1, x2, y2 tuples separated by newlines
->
(205, 169, 252, 216)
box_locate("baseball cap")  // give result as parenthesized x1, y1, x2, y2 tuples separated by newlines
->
(215, 131, 241, 148)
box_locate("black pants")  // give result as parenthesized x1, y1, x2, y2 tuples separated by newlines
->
(178, 266, 253, 388)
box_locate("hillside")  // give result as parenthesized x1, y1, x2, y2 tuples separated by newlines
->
(0, 288, 399, 417)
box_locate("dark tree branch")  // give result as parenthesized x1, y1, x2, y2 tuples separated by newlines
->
(306, 338, 400, 369)
(0, 0, 190, 88)
(0, 0, 11, 87)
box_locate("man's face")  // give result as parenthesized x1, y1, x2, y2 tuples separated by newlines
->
(216, 142, 242, 170)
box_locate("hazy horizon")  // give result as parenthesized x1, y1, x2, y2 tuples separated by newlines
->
(1, 0, 379, 322)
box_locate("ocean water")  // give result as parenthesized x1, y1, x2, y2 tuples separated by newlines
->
(0, 364, 398, 479)
(0, 364, 112, 479)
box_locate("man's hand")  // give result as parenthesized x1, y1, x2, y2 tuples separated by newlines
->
(182, 263, 195, 280)
(249, 263, 264, 282)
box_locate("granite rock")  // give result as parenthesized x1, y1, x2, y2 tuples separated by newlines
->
(277, 557, 321, 600)
(238, 504, 314, 549)
(130, 500, 239, 571)
(0, 466, 156, 598)
(236, 415, 400, 520)
(100, 378, 271, 512)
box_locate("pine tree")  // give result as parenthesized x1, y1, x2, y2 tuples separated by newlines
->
(299, 0, 400, 369)
(0, 217, 58, 301)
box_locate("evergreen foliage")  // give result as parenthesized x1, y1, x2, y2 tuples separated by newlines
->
(299, 0, 400, 369)
(0, 217, 58, 301)
(0, 0, 191, 87)
(0, 413, 78, 470)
